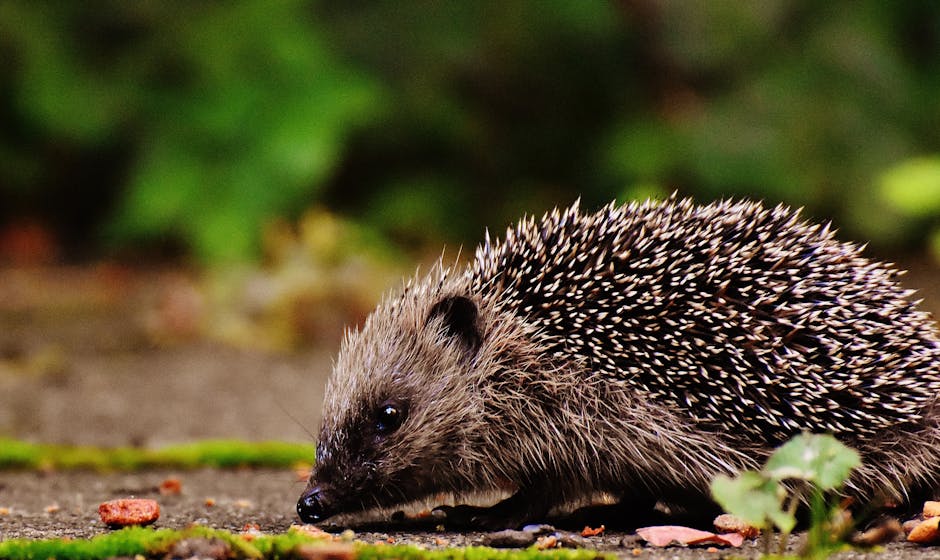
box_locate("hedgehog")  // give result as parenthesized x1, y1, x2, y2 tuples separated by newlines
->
(297, 196, 940, 529)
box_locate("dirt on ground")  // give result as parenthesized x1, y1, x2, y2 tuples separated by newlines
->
(1, 261, 940, 559)
(0, 466, 933, 560)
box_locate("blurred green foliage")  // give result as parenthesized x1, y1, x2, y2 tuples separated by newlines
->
(879, 156, 940, 256)
(0, 1, 382, 262)
(1, 1, 939, 262)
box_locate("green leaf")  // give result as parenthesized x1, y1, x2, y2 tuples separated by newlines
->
(710, 471, 794, 532)
(764, 433, 860, 490)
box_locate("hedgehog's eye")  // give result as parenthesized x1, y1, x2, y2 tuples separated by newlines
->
(375, 400, 407, 434)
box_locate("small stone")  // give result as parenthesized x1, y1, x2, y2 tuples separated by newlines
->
(908, 516, 940, 544)
(556, 532, 587, 548)
(521, 524, 555, 535)
(158, 478, 182, 496)
(482, 529, 537, 548)
(535, 535, 559, 550)
(98, 499, 160, 528)
(925, 501, 940, 518)
(713, 513, 759, 538)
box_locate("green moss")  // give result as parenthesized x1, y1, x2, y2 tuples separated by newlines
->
(0, 527, 610, 560)
(355, 545, 608, 560)
(0, 527, 178, 560)
(0, 439, 315, 471)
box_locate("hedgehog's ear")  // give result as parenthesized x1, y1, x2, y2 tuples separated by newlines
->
(426, 295, 482, 355)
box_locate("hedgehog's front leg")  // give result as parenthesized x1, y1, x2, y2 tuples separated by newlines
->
(432, 489, 555, 530)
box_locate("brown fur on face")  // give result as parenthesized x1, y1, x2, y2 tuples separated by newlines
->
(306, 272, 493, 517)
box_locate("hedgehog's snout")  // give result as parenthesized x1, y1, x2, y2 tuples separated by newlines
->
(297, 485, 333, 523)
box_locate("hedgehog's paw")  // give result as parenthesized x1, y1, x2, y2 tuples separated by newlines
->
(433, 492, 550, 530)
(431, 504, 507, 530)
(432, 504, 534, 531)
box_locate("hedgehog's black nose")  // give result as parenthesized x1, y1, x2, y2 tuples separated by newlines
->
(297, 486, 332, 523)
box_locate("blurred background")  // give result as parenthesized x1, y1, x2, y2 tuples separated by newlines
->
(1, 1, 940, 445)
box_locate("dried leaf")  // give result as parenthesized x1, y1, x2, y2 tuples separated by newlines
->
(636, 525, 744, 547)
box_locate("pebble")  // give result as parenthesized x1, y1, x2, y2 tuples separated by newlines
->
(555, 532, 587, 548)
(535, 535, 559, 550)
(713, 513, 759, 538)
(908, 516, 940, 544)
(481, 529, 537, 548)
(522, 524, 555, 535)
(925, 501, 940, 518)
(97, 499, 160, 528)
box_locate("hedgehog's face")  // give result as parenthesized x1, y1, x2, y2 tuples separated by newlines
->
(298, 291, 487, 524)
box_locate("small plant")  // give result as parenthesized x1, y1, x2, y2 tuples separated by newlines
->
(710, 433, 861, 558)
